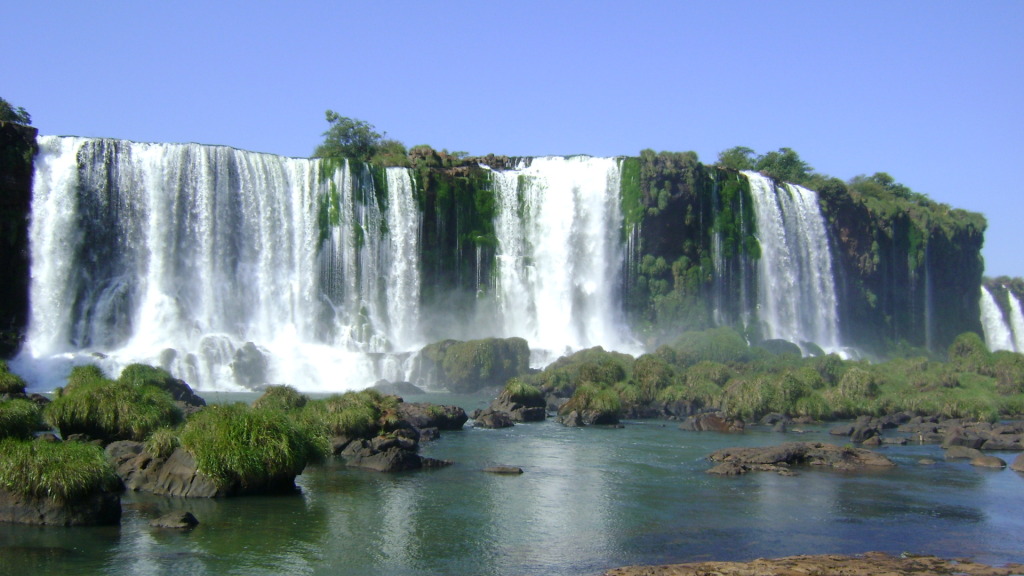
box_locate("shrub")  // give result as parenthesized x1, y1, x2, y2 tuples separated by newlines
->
(560, 383, 621, 419)
(990, 351, 1024, 395)
(0, 438, 120, 501)
(0, 398, 41, 439)
(300, 389, 394, 439)
(672, 327, 750, 367)
(836, 367, 880, 399)
(254, 385, 309, 411)
(180, 404, 316, 489)
(0, 361, 27, 394)
(44, 378, 182, 442)
(144, 427, 181, 459)
(948, 332, 990, 373)
(503, 378, 543, 403)
(63, 364, 108, 394)
(631, 354, 677, 403)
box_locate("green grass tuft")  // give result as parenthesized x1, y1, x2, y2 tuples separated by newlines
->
(180, 404, 318, 489)
(503, 378, 542, 403)
(0, 398, 42, 439)
(0, 361, 27, 394)
(253, 385, 309, 411)
(144, 427, 181, 459)
(44, 377, 182, 442)
(0, 438, 121, 501)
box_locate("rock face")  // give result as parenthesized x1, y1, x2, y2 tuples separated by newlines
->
(0, 121, 37, 357)
(480, 388, 547, 423)
(679, 412, 744, 433)
(604, 552, 1024, 576)
(706, 441, 896, 476)
(396, 402, 469, 431)
(106, 441, 227, 497)
(338, 429, 452, 473)
(471, 409, 515, 429)
(413, 337, 531, 393)
(0, 487, 121, 526)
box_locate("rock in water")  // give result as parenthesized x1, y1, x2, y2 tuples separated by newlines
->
(150, 511, 199, 529)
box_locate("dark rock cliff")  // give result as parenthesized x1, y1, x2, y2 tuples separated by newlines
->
(0, 122, 36, 357)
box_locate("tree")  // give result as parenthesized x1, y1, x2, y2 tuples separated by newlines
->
(313, 111, 384, 161)
(0, 97, 31, 125)
(716, 146, 756, 171)
(754, 147, 812, 184)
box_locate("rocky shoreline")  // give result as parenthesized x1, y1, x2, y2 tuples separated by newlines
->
(604, 552, 1024, 576)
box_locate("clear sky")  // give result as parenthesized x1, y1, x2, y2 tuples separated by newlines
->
(3, 1, 1022, 277)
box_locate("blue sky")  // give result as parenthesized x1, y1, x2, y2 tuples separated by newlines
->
(4, 1, 1022, 277)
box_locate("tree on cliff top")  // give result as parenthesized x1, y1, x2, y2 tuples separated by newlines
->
(0, 97, 31, 125)
(313, 111, 407, 165)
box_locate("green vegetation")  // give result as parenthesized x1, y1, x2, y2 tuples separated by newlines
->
(0, 398, 41, 439)
(313, 111, 407, 166)
(179, 403, 317, 489)
(299, 389, 399, 439)
(0, 97, 31, 125)
(253, 385, 309, 411)
(44, 364, 182, 442)
(0, 438, 119, 501)
(0, 361, 27, 394)
(527, 325, 1024, 425)
(503, 378, 543, 403)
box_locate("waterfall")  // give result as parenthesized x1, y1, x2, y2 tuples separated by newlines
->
(489, 156, 635, 361)
(1008, 292, 1024, 352)
(17, 136, 422, 392)
(979, 286, 1015, 352)
(745, 171, 840, 351)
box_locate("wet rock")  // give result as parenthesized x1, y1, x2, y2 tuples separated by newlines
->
(680, 412, 744, 433)
(971, 455, 1007, 469)
(150, 511, 199, 529)
(707, 441, 895, 475)
(1011, 454, 1024, 473)
(471, 408, 514, 429)
(396, 402, 468, 431)
(0, 486, 121, 526)
(106, 441, 225, 498)
(944, 446, 985, 460)
(483, 466, 523, 475)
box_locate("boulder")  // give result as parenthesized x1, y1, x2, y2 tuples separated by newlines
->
(1012, 454, 1024, 473)
(412, 337, 531, 393)
(557, 408, 620, 427)
(472, 408, 514, 429)
(396, 402, 469, 431)
(483, 466, 524, 475)
(680, 412, 744, 433)
(106, 441, 225, 498)
(486, 388, 547, 423)
(706, 441, 895, 475)
(0, 487, 121, 526)
(944, 446, 985, 461)
(150, 511, 199, 529)
(970, 456, 1007, 469)
(339, 429, 452, 473)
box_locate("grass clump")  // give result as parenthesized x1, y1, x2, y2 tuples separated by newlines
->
(300, 389, 398, 439)
(180, 403, 318, 489)
(144, 427, 181, 459)
(0, 361, 27, 394)
(44, 366, 182, 442)
(0, 398, 42, 439)
(0, 438, 120, 501)
(254, 385, 309, 411)
(560, 383, 622, 420)
(503, 378, 543, 403)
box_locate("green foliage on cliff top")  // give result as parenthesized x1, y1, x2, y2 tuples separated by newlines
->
(44, 365, 182, 442)
(0, 97, 31, 125)
(313, 111, 408, 166)
(0, 438, 120, 501)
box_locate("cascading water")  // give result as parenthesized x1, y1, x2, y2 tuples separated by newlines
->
(16, 137, 422, 392)
(978, 285, 1024, 353)
(489, 156, 635, 362)
(745, 171, 840, 351)
(979, 286, 1015, 352)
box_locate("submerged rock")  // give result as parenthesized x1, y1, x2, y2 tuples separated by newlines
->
(483, 466, 524, 475)
(706, 441, 895, 476)
(679, 412, 744, 433)
(150, 511, 199, 529)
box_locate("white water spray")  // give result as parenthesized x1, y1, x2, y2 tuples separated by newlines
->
(745, 172, 840, 351)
